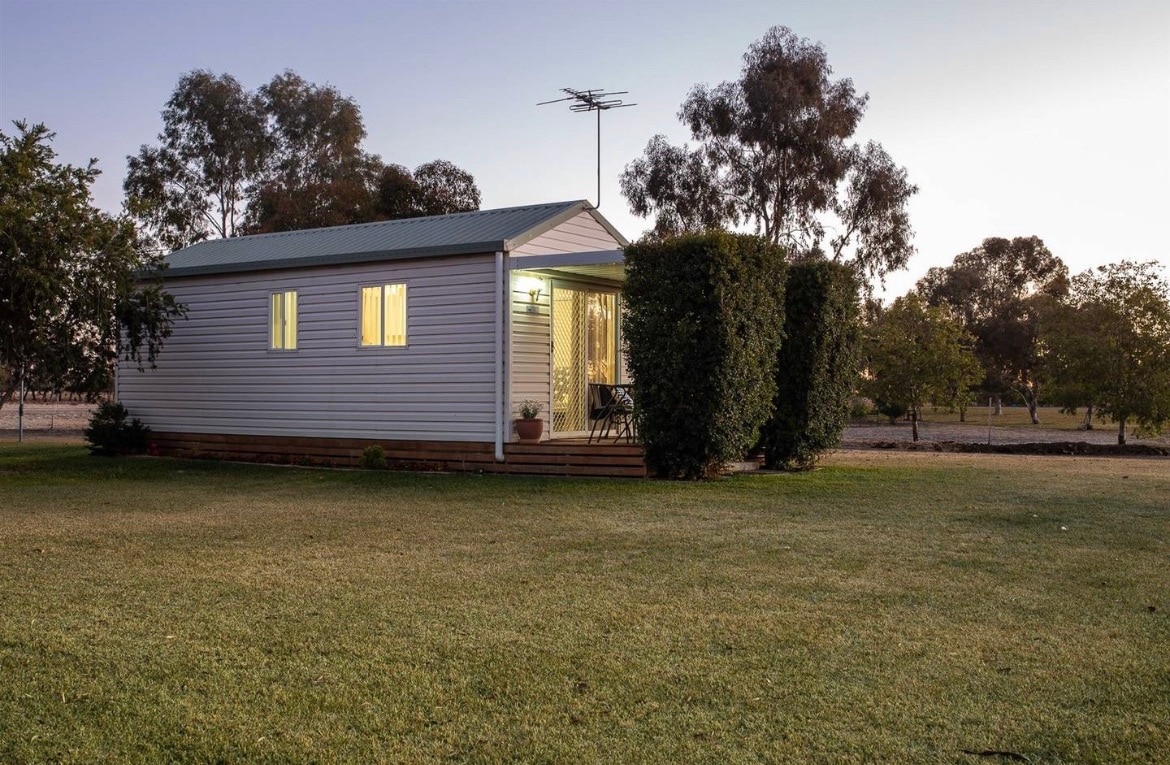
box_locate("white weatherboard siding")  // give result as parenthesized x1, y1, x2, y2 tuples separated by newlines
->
(119, 254, 498, 441)
(511, 211, 621, 256)
(509, 272, 551, 435)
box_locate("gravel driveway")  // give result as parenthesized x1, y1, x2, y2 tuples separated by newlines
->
(843, 420, 1169, 447)
(0, 402, 96, 439)
(4, 402, 1167, 449)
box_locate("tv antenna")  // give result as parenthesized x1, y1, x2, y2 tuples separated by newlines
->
(538, 87, 635, 209)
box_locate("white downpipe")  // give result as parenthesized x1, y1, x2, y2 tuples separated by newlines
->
(494, 251, 505, 462)
(504, 261, 514, 450)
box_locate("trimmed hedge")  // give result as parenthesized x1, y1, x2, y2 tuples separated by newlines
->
(623, 232, 786, 478)
(761, 261, 862, 470)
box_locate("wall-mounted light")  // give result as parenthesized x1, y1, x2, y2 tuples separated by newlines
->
(516, 275, 545, 314)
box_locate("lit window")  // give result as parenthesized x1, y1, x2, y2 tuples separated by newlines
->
(270, 290, 297, 350)
(360, 283, 407, 346)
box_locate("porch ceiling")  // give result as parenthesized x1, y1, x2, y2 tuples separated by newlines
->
(543, 262, 625, 281)
(508, 249, 625, 282)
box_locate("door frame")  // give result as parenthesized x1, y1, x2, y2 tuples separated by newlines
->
(549, 279, 621, 437)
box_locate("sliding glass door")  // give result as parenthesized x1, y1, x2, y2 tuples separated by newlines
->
(551, 284, 618, 434)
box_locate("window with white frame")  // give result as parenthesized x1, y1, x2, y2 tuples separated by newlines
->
(360, 283, 407, 346)
(270, 290, 298, 350)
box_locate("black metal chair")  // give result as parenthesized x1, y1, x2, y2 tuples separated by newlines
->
(587, 383, 612, 443)
(610, 384, 636, 443)
(587, 383, 636, 444)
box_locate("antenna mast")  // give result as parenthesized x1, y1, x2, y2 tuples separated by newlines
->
(538, 87, 635, 209)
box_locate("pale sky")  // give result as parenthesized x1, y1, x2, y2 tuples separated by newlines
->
(2, 0, 1167, 297)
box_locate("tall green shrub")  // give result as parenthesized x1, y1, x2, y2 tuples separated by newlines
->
(623, 232, 786, 478)
(761, 261, 862, 470)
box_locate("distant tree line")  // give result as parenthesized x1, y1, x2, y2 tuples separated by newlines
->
(913, 235, 1067, 424)
(124, 70, 481, 251)
(861, 238, 1170, 446)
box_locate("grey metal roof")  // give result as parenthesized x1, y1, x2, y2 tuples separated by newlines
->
(162, 200, 629, 278)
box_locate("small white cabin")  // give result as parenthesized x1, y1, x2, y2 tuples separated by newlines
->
(119, 201, 643, 474)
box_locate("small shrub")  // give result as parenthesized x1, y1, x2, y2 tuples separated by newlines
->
(84, 402, 150, 456)
(518, 399, 543, 419)
(875, 398, 908, 424)
(359, 444, 387, 470)
(849, 397, 874, 419)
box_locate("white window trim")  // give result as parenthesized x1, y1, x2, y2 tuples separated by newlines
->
(356, 282, 409, 349)
(269, 289, 298, 352)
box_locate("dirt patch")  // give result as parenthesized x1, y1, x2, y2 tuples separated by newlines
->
(0, 402, 95, 441)
(841, 419, 1169, 458)
(863, 439, 1170, 457)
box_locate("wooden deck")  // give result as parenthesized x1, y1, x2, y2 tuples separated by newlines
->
(503, 438, 646, 478)
(149, 432, 646, 478)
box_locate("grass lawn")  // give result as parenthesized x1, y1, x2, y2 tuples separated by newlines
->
(1, 444, 1167, 764)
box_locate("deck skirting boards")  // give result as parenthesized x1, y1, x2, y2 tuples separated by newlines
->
(150, 432, 647, 478)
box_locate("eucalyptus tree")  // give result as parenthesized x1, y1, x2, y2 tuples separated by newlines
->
(244, 70, 382, 233)
(372, 159, 482, 221)
(621, 26, 917, 283)
(125, 70, 267, 250)
(127, 69, 483, 242)
(413, 159, 481, 216)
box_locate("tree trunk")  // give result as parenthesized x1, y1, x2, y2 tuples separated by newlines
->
(1082, 403, 1094, 430)
(958, 401, 967, 423)
(993, 395, 1002, 416)
(1014, 383, 1042, 425)
(911, 407, 920, 442)
(1027, 397, 1040, 425)
(1118, 417, 1127, 446)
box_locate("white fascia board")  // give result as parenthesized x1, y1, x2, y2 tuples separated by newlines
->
(507, 250, 624, 271)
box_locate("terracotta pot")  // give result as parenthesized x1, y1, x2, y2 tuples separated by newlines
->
(515, 417, 543, 442)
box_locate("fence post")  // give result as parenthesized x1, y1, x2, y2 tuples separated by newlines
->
(18, 367, 25, 443)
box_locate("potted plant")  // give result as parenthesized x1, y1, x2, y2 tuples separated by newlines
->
(515, 400, 544, 442)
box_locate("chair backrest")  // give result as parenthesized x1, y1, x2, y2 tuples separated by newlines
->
(588, 383, 615, 418)
(613, 385, 634, 410)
